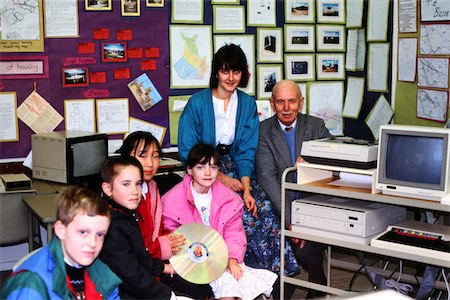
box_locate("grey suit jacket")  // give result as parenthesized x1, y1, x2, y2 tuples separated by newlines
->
(256, 113, 332, 226)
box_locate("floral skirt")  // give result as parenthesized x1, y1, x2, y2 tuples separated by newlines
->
(219, 154, 299, 276)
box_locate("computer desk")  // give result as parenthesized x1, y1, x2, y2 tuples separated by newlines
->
(21, 158, 184, 252)
(280, 163, 450, 298)
(22, 194, 58, 251)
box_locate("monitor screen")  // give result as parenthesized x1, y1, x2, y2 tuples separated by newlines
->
(385, 135, 443, 185)
(72, 139, 107, 177)
(376, 125, 450, 201)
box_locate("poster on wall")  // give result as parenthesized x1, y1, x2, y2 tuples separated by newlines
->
(0, 92, 19, 142)
(308, 81, 344, 136)
(420, 0, 450, 22)
(0, 0, 44, 52)
(169, 25, 212, 89)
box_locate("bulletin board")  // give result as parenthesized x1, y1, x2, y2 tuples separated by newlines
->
(0, 0, 395, 161)
(394, 0, 450, 127)
(168, 0, 394, 142)
(0, 0, 170, 160)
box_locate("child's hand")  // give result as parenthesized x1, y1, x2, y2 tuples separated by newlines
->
(169, 233, 186, 254)
(164, 263, 176, 277)
(227, 259, 243, 280)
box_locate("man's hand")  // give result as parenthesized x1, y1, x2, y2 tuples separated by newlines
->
(296, 156, 306, 164)
(288, 224, 306, 248)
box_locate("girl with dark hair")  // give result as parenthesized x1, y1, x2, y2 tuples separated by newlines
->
(178, 45, 299, 281)
(163, 144, 277, 300)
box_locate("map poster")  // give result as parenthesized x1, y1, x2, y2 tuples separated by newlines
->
(169, 25, 212, 88)
(308, 81, 344, 136)
(417, 89, 448, 123)
(0, 0, 45, 52)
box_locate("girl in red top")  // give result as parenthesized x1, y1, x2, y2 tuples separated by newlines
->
(119, 131, 212, 299)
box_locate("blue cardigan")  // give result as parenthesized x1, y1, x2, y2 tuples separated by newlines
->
(178, 88, 259, 178)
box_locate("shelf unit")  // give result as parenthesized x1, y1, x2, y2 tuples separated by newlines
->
(280, 164, 450, 298)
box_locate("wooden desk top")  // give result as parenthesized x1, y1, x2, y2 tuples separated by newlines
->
(22, 194, 57, 224)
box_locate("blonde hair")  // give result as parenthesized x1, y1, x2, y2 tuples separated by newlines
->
(57, 186, 109, 226)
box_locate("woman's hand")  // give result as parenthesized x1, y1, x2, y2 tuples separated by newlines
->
(241, 176, 257, 217)
(243, 189, 257, 217)
(169, 233, 186, 255)
(227, 259, 243, 280)
(218, 172, 243, 192)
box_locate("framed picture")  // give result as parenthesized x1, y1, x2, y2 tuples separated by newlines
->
(64, 99, 96, 132)
(121, 0, 140, 16)
(257, 28, 283, 63)
(317, 0, 345, 23)
(146, 0, 164, 7)
(285, 24, 315, 52)
(213, 5, 245, 33)
(212, 0, 239, 3)
(420, 0, 450, 22)
(170, 25, 212, 88)
(316, 24, 345, 52)
(257, 64, 282, 99)
(316, 53, 345, 80)
(85, 0, 112, 11)
(172, 0, 202, 23)
(285, 0, 315, 23)
(102, 43, 127, 63)
(62, 67, 89, 87)
(247, 0, 276, 27)
(285, 54, 315, 81)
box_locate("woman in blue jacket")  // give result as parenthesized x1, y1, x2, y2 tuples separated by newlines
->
(178, 44, 298, 280)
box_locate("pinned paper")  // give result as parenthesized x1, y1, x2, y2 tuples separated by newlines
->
(128, 73, 162, 111)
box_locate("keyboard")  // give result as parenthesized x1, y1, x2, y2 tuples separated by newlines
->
(371, 220, 450, 262)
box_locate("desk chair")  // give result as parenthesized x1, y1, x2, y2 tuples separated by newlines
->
(0, 192, 41, 249)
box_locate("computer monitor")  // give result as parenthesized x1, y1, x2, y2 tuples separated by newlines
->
(32, 131, 108, 184)
(376, 124, 450, 202)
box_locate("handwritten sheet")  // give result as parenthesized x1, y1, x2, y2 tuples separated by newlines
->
(365, 94, 393, 140)
(0, 92, 18, 141)
(172, 0, 203, 22)
(367, 0, 390, 41)
(399, 0, 417, 33)
(96, 98, 129, 134)
(44, 0, 78, 37)
(214, 6, 245, 32)
(346, 29, 358, 71)
(346, 0, 364, 28)
(128, 117, 167, 145)
(343, 77, 364, 119)
(398, 38, 417, 82)
(421, 0, 450, 22)
(368, 43, 389, 92)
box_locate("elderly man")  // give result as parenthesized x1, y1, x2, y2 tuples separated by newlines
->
(256, 79, 332, 299)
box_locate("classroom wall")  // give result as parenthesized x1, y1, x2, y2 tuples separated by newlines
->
(1, 0, 170, 160)
(0, 0, 395, 161)
(393, 1, 450, 127)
